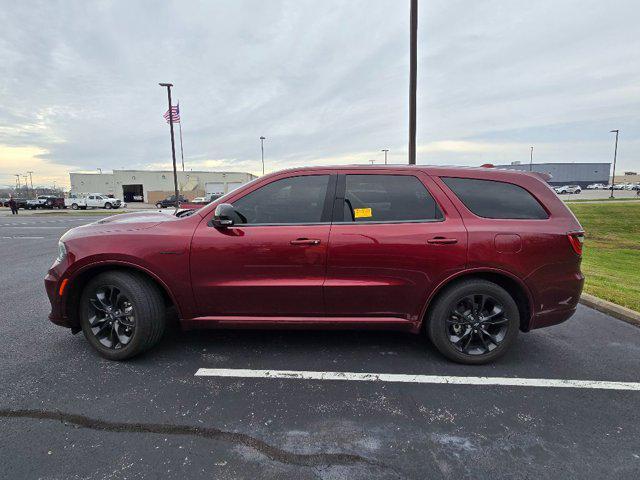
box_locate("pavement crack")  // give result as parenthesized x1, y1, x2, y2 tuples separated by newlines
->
(0, 409, 384, 469)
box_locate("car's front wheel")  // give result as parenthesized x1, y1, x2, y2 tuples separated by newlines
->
(426, 279, 519, 364)
(80, 271, 166, 360)
(104, 202, 112, 209)
(156, 203, 163, 209)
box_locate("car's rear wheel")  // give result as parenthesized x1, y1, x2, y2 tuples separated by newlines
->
(156, 202, 163, 209)
(71, 203, 78, 210)
(427, 279, 519, 364)
(80, 271, 166, 360)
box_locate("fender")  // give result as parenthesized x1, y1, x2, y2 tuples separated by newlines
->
(417, 267, 535, 330)
(62, 258, 185, 320)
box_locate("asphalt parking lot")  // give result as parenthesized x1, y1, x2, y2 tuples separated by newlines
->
(1, 215, 639, 479)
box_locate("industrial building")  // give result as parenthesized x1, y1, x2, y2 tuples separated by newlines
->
(69, 170, 258, 204)
(495, 162, 611, 187)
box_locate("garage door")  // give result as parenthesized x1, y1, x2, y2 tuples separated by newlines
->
(226, 182, 244, 193)
(205, 182, 225, 196)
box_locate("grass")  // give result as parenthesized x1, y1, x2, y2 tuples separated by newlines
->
(565, 197, 640, 203)
(568, 202, 640, 312)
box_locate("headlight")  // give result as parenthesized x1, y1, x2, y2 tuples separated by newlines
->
(56, 241, 67, 262)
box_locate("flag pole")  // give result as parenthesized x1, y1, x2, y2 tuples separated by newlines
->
(159, 83, 180, 208)
(178, 101, 185, 172)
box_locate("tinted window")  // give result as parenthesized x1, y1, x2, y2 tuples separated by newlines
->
(442, 177, 548, 219)
(233, 175, 330, 224)
(342, 174, 443, 222)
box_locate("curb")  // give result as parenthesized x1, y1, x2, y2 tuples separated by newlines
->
(580, 293, 640, 328)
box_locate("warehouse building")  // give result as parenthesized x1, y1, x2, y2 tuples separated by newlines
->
(69, 170, 258, 204)
(495, 162, 611, 187)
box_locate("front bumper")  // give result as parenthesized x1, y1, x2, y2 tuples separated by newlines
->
(45, 270, 74, 328)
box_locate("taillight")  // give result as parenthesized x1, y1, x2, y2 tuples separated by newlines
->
(567, 232, 584, 256)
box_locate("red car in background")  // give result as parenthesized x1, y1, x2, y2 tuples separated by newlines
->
(45, 165, 584, 364)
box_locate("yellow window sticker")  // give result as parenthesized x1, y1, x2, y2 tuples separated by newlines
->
(354, 207, 372, 218)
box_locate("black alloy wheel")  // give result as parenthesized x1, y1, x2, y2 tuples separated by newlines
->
(427, 279, 519, 364)
(80, 271, 166, 360)
(86, 285, 135, 349)
(446, 294, 508, 356)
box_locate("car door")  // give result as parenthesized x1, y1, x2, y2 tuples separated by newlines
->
(324, 171, 467, 324)
(190, 172, 336, 317)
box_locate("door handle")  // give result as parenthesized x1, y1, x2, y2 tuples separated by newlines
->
(290, 238, 321, 246)
(427, 237, 458, 245)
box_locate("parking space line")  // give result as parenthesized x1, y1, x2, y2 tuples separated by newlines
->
(194, 368, 640, 391)
(1, 236, 45, 239)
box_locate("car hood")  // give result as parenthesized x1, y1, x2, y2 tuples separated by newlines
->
(61, 212, 184, 240)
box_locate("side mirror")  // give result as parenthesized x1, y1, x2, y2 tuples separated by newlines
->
(212, 203, 238, 228)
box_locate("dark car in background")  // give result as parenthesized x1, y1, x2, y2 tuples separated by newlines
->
(155, 194, 188, 208)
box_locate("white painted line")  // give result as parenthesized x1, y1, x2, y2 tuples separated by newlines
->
(2, 236, 45, 239)
(194, 368, 640, 392)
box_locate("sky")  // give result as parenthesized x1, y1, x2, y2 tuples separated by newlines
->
(1, 0, 639, 188)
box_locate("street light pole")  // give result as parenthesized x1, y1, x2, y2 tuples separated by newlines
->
(408, 0, 418, 165)
(382, 149, 389, 165)
(27, 171, 34, 198)
(610, 129, 619, 199)
(260, 136, 266, 176)
(159, 83, 180, 206)
(530, 146, 534, 171)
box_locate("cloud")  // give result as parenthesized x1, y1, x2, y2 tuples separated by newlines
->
(0, 0, 638, 188)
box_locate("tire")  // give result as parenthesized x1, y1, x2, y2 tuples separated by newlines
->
(79, 271, 166, 360)
(104, 202, 112, 209)
(156, 203, 163, 209)
(71, 203, 78, 210)
(426, 279, 519, 365)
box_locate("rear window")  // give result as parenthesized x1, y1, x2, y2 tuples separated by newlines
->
(341, 174, 443, 222)
(442, 177, 548, 219)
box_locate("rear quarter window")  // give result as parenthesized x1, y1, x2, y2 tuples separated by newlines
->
(442, 177, 549, 219)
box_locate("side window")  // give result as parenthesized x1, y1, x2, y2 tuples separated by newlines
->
(233, 175, 331, 224)
(342, 174, 443, 222)
(442, 177, 548, 219)
(89, 196, 95, 200)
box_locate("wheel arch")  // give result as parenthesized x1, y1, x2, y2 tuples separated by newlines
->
(420, 269, 534, 332)
(63, 261, 179, 327)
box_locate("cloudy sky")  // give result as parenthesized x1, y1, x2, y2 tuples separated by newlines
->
(1, 0, 638, 188)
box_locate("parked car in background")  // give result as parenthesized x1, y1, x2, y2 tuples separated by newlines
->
(27, 195, 65, 209)
(46, 165, 585, 365)
(554, 185, 582, 194)
(586, 183, 606, 189)
(155, 194, 188, 208)
(190, 194, 223, 205)
(66, 193, 123, 210)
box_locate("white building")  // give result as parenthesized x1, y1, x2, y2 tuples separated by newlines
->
(69, 170, 258, 204)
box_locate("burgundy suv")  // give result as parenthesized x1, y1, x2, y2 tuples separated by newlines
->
(45, 166, 584, 364)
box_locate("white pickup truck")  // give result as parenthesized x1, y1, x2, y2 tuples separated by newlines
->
(65, 193, 125, 210)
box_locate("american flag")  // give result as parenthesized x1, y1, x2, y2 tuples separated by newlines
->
(163, 103, 180, 124)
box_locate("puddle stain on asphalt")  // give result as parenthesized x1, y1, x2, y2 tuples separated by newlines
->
(0, 409, 387, 469)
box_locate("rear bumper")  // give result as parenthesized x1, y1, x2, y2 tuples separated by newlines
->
(526, 265, 585, 330)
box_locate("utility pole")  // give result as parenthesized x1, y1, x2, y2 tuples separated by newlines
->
(382, 149, 389, 165)
(408, 0, 418, 165)
(159, 83, 180, 207)
(15, 174, 21, 191)
(97, 168, 102, 174)
(610, 129, 619, 199)
(27, 171, 34, 198)
(530, 146, 534, 171)
(260, 136, 266, 175)
(23, 175, 29, 198)
(369, 159, 376, 165)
